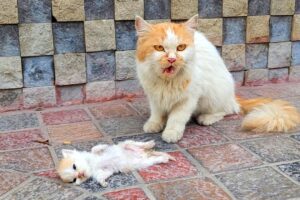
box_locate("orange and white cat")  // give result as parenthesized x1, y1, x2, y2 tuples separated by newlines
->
(135, 15, 300, 143)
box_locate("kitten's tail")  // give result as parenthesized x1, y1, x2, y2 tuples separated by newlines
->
(236, 96, 300, 133)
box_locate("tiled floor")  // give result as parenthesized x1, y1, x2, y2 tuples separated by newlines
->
(0, 82, 300, 200)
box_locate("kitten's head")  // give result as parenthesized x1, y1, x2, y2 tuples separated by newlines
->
(57, 149, 92, 185)
(135, 15, 198, 80)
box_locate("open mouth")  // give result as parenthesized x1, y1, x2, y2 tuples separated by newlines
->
(163, 66, 176, 75)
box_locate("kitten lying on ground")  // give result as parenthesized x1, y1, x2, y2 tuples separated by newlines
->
(57, 140, 174, 186)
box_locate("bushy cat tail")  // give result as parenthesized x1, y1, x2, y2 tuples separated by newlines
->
(236, 96, 300, 133)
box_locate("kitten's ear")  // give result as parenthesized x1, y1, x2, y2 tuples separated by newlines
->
(62, 149, 74, 158)
(184, 14, 199, 30)
(135, 16, 151, 36)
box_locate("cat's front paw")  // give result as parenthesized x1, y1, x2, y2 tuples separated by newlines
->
(100, 181, 108, 187)
(162, 129, 183, 143)
(143, 120, 164, 133)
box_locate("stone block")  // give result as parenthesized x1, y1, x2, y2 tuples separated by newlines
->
(271, 0, 295, 15)
(0, 25, 20, 56)
(85, 20, 116, 52)
(0, 0, 18, 24)
(223, 0, 248, 17)
(84, 0, 114, 20)
(248, 0, 270, 15)
(115, 21, 137, 50)
(23, 86, 56, 108)
(222, 44, 246, 71)
(85, 81, 116, 102)
(268, 42, 292, 68)
(116, 80, 144, 97)
(19, 23, 54, 57)
(145, 0, 170, 19)
(86, 51, 115, 81)
(23, 56, 54, 87)
(171, 0, 198, 19)
(231, 71, 245, 86)
(270, 16, 292, 42)
(296, 0, 300, 13)
(56, 85, 84, 106)
(54, 53, 86, 85)
(52, 0, 85, 21)
(245, 69, 268, 86)
(268, 68, 289, 83)
(18, 0, 51, 23)
(197, 18, 222, 46)
(289, 67, 300, 81)
(115, 0, 144, 20)
(198, 0, 222, 18)
(292, 42, 300, 66)
(292, 15, 300, 41)
(146, 19, 171, 24)
(224, 18, 246, 44)
(246, 44, 268, 69)
(53, 22, 85, 54)
(0, 57, 22, 89)
(116, 50, 136, 80)
(0, 89, 22, 113)
(246, 15, 270, 43)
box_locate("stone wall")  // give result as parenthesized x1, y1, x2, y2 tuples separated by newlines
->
(0, 0, 300, 112)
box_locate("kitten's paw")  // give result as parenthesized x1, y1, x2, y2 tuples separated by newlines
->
(143, 120, 164, 133)
(100, 181, 108, 187)
(162, 129, 183, 143)
(197, 113, 224, 126)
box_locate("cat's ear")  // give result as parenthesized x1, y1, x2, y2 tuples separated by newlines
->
(135, 16, 151, 36)
(62, 149, 74, 158)
(184, 14, 199, 30)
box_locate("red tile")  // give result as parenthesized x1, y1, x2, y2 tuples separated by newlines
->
(104, 188, 149, 200)
(42, 109, 90, 125)
(138, 151, 197, 182)
(0, 170, 28, 196)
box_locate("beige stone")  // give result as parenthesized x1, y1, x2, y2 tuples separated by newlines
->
(85, 20, 116, 52)
(197, 18, 223, 46)
(289, 67, 300, 82)
(146, 19, 171, 24)
(222, 44, 246, 71)
(54, 53, 86, 85)
(223, 0, 248, 17)
(271, 0, 295, 15)
(171, 0, 198, 19)
(292, 15, 300, 41)
(115, 0, 144, 20)
(245, 69, 268, 86)
(19, 23, 54, 57)
(52, 0, 85, 21)
(247, 16, 270, 43)
(86, 81, 116, 102)
(0, 57, 22, 89)
(0, 0, 18, 24)
(23, 86, 56, 109)
(268, 42, 291, 68)
(116, 50, 136, 80)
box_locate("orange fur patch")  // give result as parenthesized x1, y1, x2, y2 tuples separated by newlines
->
(57, 158, 73, 177)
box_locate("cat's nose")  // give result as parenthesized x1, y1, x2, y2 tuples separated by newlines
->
(167, 58, 176, 64)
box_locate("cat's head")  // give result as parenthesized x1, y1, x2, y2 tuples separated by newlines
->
(57, 149, 92, 185)
(135, 15, 198, 80)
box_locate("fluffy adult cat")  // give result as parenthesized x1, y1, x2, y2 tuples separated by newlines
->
(135, 15, 300, 143)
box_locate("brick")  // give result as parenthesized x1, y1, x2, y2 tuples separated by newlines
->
(116, 50, 136, 80)
(54, 53, 86, 85)
(116, 79, 144, 97)
(19, 23, 54, 57)
(84, 0, 114, 20)
(245, 69, 268, 86)
(224, 18, 246, 44)
(171, 0, 198, 19)
(0, 171, 27, 196)
(42, 109, 90, 125)
(222, 44, 246, 71)
(0, 56, 22, 89)
(0, 25, 20, 56)
(292, 15, 300, 41)
(56, 85, 84, 105)
(18, 0, 51, 23)
(115, 21, 137, 50)
(48, 121, 102, 143)
(85, 20, 116, 52)
(297, 0, 300, 13)
(23, 86, 56, 109)
(23, 56, 54, 87)
(247, 15, 270, 43)
(147, 19, 171, 24)
(115, 0, 144, 20)
(248, 0, 270, 15)
(0, 0, 18, 24)
(198, 0, 222, 18)
(223, 0, 248, 16)
(145, 0, 170, 20)
(231, 71, 245, 86)
(292, 42, 300, 66)
(271, 0, 295, 15)
(0, 89, 22, 112)
(290, 67, 300, 81)
(52, 22, 85, 54)
(85, 81, 116, 102)
(268, 42, 292, 68)
(246, 44, 268, 69)
(52, 0, 85, 21)
(278, 161, 300, 182)
(197, 18, 222, 46)
(268, 68, 289, 83)
(104, 188, 149, 200)
(0, 113, 39, 132)
(270, 16, 292, 42)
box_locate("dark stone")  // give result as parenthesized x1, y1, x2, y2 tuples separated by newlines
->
(223, 18, 246, 44)
(270, 16, 292, 42)
(0, 25, 20, 57)
(291, 134, 300, 141)
(198, 0, 222, 18)
(84, 0, 114, 20)
(115, 21, 137, 50)
(296, 0, 300, 13)
(292, 42, 300, 66)
(83, 196, 104, 200)
(18, 0, 51, 23)
(248, 0, 270, 15)
(144, 0, 170, 19)
(0, 113, 39, 132)
(278, 161, 300, 182)
(52, 22, 85, 54)
(246, 44, 268, 69)
(0, 89, 22, 107)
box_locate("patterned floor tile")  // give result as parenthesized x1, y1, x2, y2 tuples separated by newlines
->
(83, 196, 105, 200)
(217, 167, 300, 200)
(149, 178, 231, 200)
(42, 109, 90, 125)
(4, 178, 83, 200)
(249, 83, 300, 98)
(242, 137, 300, 163)
(188, 144, 262, 173)
(178, 125, 228, 148)
(278, 161, 300, 182)
(0, 113, 39, 132)
(48, 121, 102, 143)
(0, 170, 28, 196)
(0, 147, 54, 172)
(291, 134, 300, 141)
(34, 169, 60, 180)
(128, 97, 150, 117)
(103, 188, 149, 200)
(138, 151, 197, 182)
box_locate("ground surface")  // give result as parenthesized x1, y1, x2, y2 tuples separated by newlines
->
(0, 83, 300, 200)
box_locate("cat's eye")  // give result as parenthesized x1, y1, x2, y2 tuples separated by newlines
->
(154, 45, 164, 51)
(73, 164, 76, 170)
(177, 44, 187, 51)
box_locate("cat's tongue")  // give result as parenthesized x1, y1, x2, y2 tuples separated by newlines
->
(163, 66, 175, 74)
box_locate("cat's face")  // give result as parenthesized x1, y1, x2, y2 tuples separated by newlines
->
(135, 15, 198, 79)
(57, 149, 91, 185)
